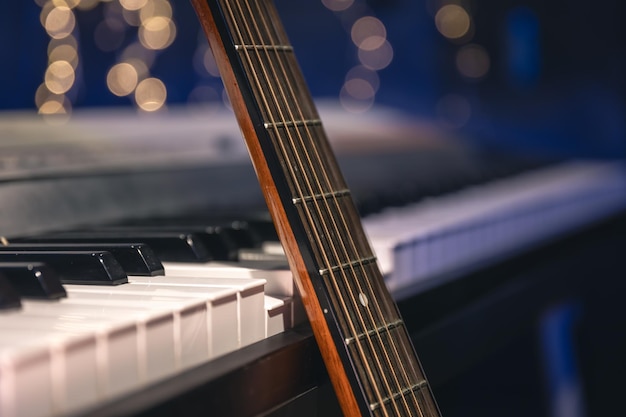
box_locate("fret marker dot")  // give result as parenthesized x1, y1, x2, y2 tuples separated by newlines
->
(359, 293, 368, 307)
(324, 309, 328, 314)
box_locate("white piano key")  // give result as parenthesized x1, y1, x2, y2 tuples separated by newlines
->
(1, 336, 57, 417)
(42, 293, 209, 374)
(6, 302, 157, 399)
(1, 334, 58, 417)
(261, 241, 285, 255)
(128, 275, 266, 347)
(162, 260, 294, 297)
(264, 295, 292, 338)
(0, 313, 136, 407)
(2, 285, 228, 415)
(66, 283, 239, 360)
(58, 332, 99, 415)
(0, 315, 133, 417)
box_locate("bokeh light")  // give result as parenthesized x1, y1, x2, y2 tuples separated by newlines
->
(351, 16, 386, 51)
(119, 0, 147, 11)
(47, 33, 78, 55)
(456, 44, 490, 79)
(107, 62, 139, 96)
(44, 60, 75, 94)
(435, 5, 471, 40)
(139, 16, 176, 50)
(346, 65, 380, 92)
(120, 41, 156, 69)
(44, 5, 76, 39)
(343, 78, 376, 101)
(38, 94, 72, 124)
(124, 57, 150, 79)
(34, 0, 182, 113)
(321, 0, 354, 12)
(140, 0, 172, 21)
(48, 43, 79, 69)
(135, 77, 167, 111)
(358, 39, 393, 71)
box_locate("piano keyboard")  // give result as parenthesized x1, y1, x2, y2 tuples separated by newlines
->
(1, 159, 625, 416)
(365, 161, 626, 293)
(0, 265, 298, 416)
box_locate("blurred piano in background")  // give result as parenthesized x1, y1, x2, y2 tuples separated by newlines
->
(0, 1, 625, 416)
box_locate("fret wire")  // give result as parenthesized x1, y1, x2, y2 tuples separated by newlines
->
(234, 44, 293, 51)
(228, 1, 397, 415)
(244, 1, 422, 415)
(319, 255, 377, 277)
(224, 1, 432, 415)
(369, 380, 430, 412)
(264, 119, 322, 129)
(292, 188, 350, 205)
(344, 319, 404, 346)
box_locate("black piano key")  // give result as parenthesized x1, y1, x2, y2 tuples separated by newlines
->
(0, 252, 127, 285)
(117, 219, 283, 263)
(116, 212, 278, 248)
(0, 272, 22, 310)
(186, 226, 239, 261)
(0, 243, 164, 276)
(90, 226, 240, 261)
(242, 218, 279, 243)
(0, 262, 66, 299)
(182, 219, 271, 248)
(211, 223, 257, 251)
(17, 232, 212, 263)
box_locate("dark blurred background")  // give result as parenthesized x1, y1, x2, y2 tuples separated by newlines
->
(1, 0, 624, 158)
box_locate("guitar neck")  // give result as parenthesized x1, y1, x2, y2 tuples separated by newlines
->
(191, 1, 441, 415)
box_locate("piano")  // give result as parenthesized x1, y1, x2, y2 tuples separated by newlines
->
(1, 105, 626, 417)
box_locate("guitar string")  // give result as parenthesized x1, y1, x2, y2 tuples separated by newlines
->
(223, 2, 396, 414)
(224, 0, 414, 412)
(239, 2, 414, 415)
(219, 0, 392, 415)
(249, 1, 427, 415)
(241, 1, 421, 414)
(209, 1, 437, 413)
(256, 2, 431, 415)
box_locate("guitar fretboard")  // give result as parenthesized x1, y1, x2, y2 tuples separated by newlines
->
(193, 1, 441, 415)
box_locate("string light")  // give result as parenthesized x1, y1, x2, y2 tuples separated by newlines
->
(35, 0, 176, 114)
(33, 0, 396, 115)
(322, 0, 393, 113)
(432, 2, 492, 128)
(36, 1, 82, 119)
